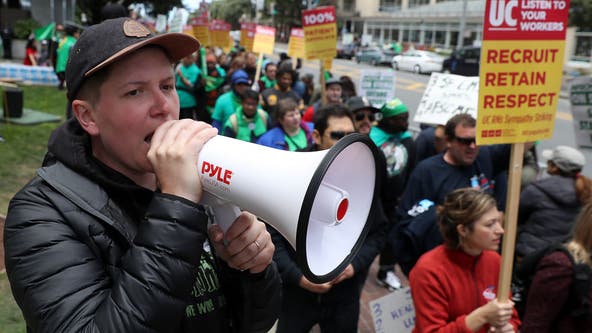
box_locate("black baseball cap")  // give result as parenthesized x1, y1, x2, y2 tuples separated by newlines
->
(346, 96, 380, 113)
(66, 18, 200, 101)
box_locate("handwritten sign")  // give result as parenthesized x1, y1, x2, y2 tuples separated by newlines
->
(240, 22, 256, 52)
(369, 287, 415, 333)
(358, 70, 396, 108)
(570, 76, 592, 148)
(302, 6, 337, 60)
(287, 28, 306, 59)
(252, 25, 275, 55)
(477, 0, 570, 144)
(415, 73, 479, 125)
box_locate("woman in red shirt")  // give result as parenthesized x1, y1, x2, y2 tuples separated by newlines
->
(410, 188, 521, 333)
(23, 38, 38, 66)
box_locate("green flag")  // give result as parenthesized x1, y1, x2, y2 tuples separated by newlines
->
(35, 23, 55, 41)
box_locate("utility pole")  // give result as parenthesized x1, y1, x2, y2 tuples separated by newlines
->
(457, 0, 468, 49)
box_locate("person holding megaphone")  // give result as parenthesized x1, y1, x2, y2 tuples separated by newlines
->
(4, 18, 281, 333)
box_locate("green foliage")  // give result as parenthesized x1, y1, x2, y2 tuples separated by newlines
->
(76, 0, 183, 25)
(210, 0, 253, 29)
(0, 86, 67, 215)
(570, 0, 592, 30)
(13, 18, 40, 39)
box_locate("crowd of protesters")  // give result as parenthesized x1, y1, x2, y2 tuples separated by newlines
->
(4, 13, 592, 332)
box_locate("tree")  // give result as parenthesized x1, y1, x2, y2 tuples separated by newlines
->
(77, 0, 183, 25)
(569, 0, 592, 31)
(209, 0, 253, 29)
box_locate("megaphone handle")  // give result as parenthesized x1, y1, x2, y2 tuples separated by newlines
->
(201, 193, 242, 233)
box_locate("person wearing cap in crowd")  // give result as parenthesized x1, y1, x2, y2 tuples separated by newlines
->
(345, 96, 380, 136)
(260, 66, 304, 124)
(3, 18, 280, 332)
(392, 114, 531, 276)
(302, 77, 343, 123)
(175, 52, 203, 120)
(211, 69, 251, 131)
(222, 89, 271, 143)
(271, 104, 388, 333)
(369, 98, 416, 291)
(515, 145, 592, 259)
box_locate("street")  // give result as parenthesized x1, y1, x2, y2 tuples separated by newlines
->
(279, 48, 592, 177)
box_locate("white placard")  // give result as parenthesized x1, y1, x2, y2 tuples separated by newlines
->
(359, 70, 396, 108)
(569, 75, 592, 148)
(369, 287, 415, 333)
(414, 73, 479, 125)
(155, 14, 167, 33)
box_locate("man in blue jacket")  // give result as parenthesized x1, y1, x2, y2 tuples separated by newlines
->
(4, 18, 280, 333)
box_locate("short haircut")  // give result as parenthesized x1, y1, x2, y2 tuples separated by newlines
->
(437, 188, 497, 249)
(264, 62, 277, 71)
(444, 114, 476, 139)
(313, 104, 354, 136)
(242, 89, 259, 102)
(277, 97, 298, 119)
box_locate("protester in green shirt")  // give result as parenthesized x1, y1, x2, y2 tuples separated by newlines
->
(223, 89, 270, 143)
(56, 25, 78, 90)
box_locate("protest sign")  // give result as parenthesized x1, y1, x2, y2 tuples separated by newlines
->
(287, 28, 306, 59)
(570, 75, 592, 148)
(169, 7, 188, 33)
(209, 20, 231, 50)
(477, 0, 570, 145)
(155, 14, 167, 33)
(369, 287, 415, 333)
(240, 22, 256, 52)
(415, 73, 479, 125)
(358, 70, 396, 108)
(252, 25, 276, 55)
(191, 17, 210, 46)
(301, 6, 337, 60)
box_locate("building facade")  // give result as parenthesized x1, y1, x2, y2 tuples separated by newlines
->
(336, 0, 483, 50)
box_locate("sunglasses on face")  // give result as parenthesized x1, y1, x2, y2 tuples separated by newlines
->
(454, 136, 477, 146)
(354, 112, 375, 122)
(329, 131, 355, 140)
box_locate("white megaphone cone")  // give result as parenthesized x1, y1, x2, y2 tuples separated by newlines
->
(198, 133, 380, 283)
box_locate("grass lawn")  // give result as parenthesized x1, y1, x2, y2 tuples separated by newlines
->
(0, 84, 67, 332)
(0, 85, 67, 214)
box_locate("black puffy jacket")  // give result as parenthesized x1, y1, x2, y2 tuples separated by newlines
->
(4, 120, 281, 333)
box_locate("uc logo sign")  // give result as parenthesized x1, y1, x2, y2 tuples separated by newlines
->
(489, 0, 518, 27)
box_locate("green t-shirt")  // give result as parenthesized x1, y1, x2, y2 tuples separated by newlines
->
(56, 36, 77, 73)
(284, 129, 307, 151)
(176, 63, 202, 108)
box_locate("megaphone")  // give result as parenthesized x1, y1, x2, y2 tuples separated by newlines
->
(198, 133, 380, 283)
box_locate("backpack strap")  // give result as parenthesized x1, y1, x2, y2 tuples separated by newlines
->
(229, 115, 238, 133)
(569, 257, 591, 320)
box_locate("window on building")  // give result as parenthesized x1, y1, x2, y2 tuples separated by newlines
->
(343, 0, 355, 12)
(380, 0, 402, 12)
(574, 33, 592, 62)
(408, 0, 430, 8)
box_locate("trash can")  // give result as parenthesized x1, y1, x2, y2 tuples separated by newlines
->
(2, 86, 23, 118)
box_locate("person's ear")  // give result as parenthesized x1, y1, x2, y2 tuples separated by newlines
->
(312, 129, 322, 145)
(72, 100, 99, 136)
(456, 224, 468, 238)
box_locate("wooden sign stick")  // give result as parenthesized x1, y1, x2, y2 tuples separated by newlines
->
(497, 142, 524, 301)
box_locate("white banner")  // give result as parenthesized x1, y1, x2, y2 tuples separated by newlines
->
(569, 75, 592, 148)
(358, 69, 396, 108)
(369, 287, 415, 333)
(414, 73, 479, 125)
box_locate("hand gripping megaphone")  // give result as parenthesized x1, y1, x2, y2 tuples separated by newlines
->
(198, 133, 380, 283)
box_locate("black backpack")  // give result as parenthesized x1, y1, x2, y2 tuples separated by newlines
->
(511, 243, 591, 320)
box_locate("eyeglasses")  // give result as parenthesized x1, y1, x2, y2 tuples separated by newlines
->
(354, 112, 375, 122)
(329, 131, 355, 140)
(454, 136, 476, 146)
